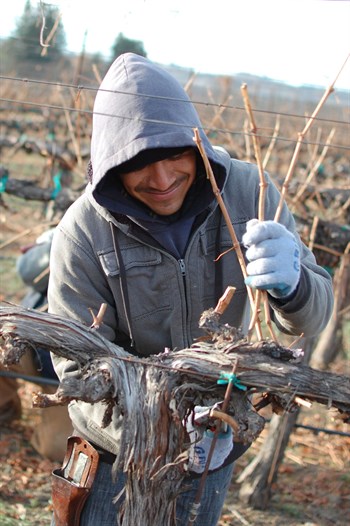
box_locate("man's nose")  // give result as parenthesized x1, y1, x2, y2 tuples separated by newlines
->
(149, 161, 174, 190)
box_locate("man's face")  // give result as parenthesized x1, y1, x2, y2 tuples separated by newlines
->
(119, 149, 196, 215)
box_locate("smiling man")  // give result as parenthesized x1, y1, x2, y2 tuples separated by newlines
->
(119, 149, 196, 215)
(48, 53, 333, 526)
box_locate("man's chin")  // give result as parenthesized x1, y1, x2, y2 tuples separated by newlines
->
(142, 196, 184, 216)
(151, 205, 181, 216)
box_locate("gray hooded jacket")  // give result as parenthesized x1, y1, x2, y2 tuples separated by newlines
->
(48, 53, 333, 463)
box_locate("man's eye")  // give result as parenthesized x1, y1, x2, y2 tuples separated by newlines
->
(169, 150, 191, 161)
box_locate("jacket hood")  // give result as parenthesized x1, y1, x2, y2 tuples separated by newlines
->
(90, 53, 226, 213)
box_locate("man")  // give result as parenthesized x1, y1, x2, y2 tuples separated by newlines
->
(48, 53, 333, 525)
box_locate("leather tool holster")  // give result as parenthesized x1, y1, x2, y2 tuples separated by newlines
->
(51, 436, 99, 526)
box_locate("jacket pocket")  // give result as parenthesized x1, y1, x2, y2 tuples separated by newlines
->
(97, 245, 173, 323)
(98, 244, 162, 277)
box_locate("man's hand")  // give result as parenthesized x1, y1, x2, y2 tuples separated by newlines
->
(185, 406, 233, 474)
(242, 219, 301, 298)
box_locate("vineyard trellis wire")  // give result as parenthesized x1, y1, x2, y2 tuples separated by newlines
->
(1, 96, 349, 153)
(1, 73, 349, 127)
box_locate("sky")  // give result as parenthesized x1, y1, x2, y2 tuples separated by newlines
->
(1, 0, 349, 89)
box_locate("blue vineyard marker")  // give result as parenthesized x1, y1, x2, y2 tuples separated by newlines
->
(51, 171, 62, 199)
(0, 171, 9, 193)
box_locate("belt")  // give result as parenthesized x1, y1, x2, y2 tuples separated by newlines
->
(90, 441, 117, 465)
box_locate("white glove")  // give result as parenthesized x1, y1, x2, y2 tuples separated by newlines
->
(186, 406, 233, 474)
(242, 219, 301, 298)
(36, 228, 56, 245)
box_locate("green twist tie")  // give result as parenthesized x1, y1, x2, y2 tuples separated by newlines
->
(217, 372, 247, 390)
(51, 171, 62, 199)
(0, 172, 9, 193)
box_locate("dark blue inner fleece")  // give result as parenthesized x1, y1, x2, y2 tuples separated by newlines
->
(94, 148, 225, 258)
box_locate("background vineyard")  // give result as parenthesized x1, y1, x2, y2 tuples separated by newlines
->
(0, 54, 349, 525)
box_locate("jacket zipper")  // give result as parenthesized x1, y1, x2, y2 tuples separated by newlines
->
(119, 227, 207, 348)
(178, 258, 189, 344)
(178, 258, 186, 277)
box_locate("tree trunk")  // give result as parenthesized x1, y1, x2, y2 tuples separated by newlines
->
(311, 257, 349, 369)
(237, 411, 299, 509)
(237, 337, 315, 509)
(1, 304, 349, 525)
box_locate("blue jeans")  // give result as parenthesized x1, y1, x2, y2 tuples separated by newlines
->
(51, 461, 235, 526)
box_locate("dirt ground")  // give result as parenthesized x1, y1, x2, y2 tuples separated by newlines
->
(0, 376, 349, 526)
